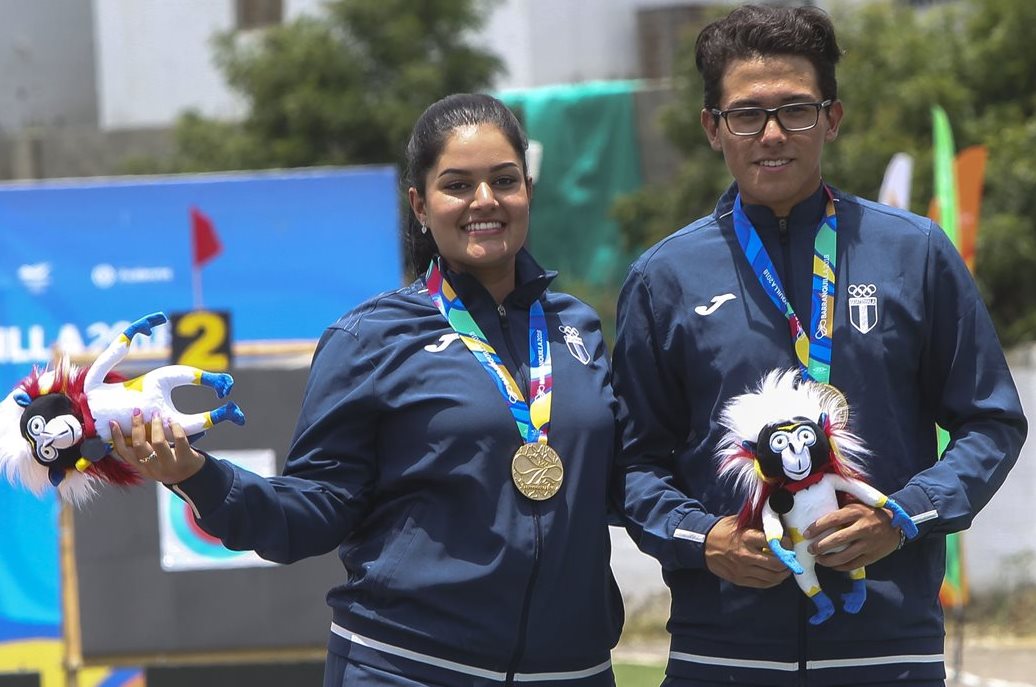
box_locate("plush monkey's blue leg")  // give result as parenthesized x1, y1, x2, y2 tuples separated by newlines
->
(124, 312, 168, 340)
(842, 569, 867, 614)
(792, 546, 832, 624)
(808, 590, 835, 625)
(200, 372, 234, 399)
(209, 401, 245, 427)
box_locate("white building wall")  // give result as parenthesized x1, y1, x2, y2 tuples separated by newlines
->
(92, 0, 730, 130)
(15, 0, 908, 133)
(966, 343, 1036, 589)
(481, 0, 535, 89)
(94, 0, 235, 129)
(92, 0, 324, 130)
(488, 0, 640, 90)
(485, 0, 745, 91)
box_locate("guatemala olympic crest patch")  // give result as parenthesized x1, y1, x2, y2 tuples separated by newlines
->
(848, 283, 878, 334)
(559, 325, 591, 365)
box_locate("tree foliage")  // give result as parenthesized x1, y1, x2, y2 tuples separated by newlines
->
(614, 0, 1036, 346)
(162, 0, 502, 172)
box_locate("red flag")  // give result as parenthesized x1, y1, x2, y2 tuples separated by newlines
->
(190, 206, 222, 267)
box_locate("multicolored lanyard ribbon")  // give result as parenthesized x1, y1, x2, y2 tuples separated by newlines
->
(425, 260, 552, 444)
(731, 187, 838, 384)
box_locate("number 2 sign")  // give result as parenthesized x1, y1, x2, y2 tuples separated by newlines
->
(170, 310, 233, 371)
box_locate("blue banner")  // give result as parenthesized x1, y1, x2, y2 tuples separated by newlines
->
(0, 166, 400, 366)
(0, 486, 60, 641)
(0, 166, 400, 658)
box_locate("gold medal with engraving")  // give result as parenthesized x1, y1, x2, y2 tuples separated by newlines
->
(511, 442, 564, 501)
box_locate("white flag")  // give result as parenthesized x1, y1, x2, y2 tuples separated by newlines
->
(878, 152, 914, 210)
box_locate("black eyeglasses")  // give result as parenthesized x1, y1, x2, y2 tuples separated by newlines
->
(710, 100, 833, 136)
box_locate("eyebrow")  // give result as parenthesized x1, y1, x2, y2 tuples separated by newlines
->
(437, 162, 522, 178)
(724, 95, 820, 109)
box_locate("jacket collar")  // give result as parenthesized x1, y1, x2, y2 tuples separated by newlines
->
(715, 182, 829, 233)
(432, 248, 557, 310)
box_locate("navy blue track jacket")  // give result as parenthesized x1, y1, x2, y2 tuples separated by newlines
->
(174, 250, 623, 685)
(613, 183, 1027, 686)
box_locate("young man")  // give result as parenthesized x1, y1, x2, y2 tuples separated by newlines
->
(612, 5, 1027, 686)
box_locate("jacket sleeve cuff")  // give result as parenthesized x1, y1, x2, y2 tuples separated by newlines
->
(165, 454, 235, 519)
(672, 510, 722, 569)
(889, 483, 939, 540)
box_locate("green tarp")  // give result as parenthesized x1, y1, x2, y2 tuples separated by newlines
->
(500, 80, 643, 287)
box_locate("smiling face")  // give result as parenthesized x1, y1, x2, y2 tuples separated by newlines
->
(701, 54, 843, 216)
(409, 123, 531, 294)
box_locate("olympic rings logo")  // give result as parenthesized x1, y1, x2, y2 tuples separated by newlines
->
(847, 283, 877, 298)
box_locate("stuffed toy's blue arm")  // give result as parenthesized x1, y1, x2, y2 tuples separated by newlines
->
(768, 538, 803, 574)
(886, 499, 919, 539)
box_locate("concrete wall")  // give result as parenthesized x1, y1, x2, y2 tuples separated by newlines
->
(0, 0, 98, 130)
(0, 126, 174, 180)
(0, 81, 678, 182)
(967, 343, 1036, 589)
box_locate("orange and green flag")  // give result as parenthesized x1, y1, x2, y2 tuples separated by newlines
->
(928, 107, 987, 610)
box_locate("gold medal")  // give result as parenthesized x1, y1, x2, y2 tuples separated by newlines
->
(511, 442, 564, 501)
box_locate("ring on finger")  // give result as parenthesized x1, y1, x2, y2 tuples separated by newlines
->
(140, 450, 158, 464)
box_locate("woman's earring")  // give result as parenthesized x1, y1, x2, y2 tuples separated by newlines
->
(420, 223, 428, 235)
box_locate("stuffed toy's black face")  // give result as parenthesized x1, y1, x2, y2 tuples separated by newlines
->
(756, 417, 831, 482)
(18, 394, 84, 469)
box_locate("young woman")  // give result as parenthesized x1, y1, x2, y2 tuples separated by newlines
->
(113, 93, 623, 686)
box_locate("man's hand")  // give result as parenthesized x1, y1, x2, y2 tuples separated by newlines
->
(767, 538, 804, 574)
(704, 515, 794, 588)
(804, 503, 902, 571)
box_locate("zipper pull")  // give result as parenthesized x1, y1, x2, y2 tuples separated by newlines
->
(778, 217, 790, 244)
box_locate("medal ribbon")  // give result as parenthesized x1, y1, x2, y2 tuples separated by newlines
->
(731, 187, 838, 383)
(425, 260, 552, 444)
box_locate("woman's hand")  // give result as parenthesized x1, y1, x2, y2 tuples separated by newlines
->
(110, 409, 206, 485)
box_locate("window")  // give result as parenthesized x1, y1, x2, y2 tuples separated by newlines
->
(236, 0, 283, 30)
